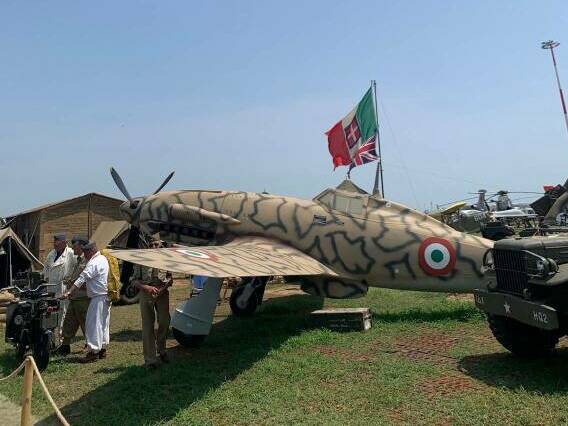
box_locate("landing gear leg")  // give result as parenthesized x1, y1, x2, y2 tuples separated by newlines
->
(171, 277, 223, 348)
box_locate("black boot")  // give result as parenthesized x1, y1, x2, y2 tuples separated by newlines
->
(55, 344, 71, 356)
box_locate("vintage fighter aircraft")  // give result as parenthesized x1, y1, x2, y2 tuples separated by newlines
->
(108, 168, 493, 347)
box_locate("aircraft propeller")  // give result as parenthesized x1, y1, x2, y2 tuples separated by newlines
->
(153, 171, 175, 195)
(110, 167, 133, 203)
(110, 167, 175, 289)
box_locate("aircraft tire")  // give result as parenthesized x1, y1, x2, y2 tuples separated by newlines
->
(172, 328, 206, 348)
(117, 283, 140, 305)
(488, 314, 559, 357)
(229, 284, 261, 317)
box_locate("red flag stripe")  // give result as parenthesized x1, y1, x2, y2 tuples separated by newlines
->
(325, 121, 351, 169)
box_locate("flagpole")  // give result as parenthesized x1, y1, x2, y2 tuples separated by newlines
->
(372, 80, 384, 196)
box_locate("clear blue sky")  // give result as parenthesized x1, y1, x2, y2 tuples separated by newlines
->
(2, 1, 567, 216)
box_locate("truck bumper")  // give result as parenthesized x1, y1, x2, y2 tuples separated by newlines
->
(473, 289, 559, 330)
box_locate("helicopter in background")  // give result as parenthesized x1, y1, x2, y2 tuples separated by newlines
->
(429, 189, 541, 240)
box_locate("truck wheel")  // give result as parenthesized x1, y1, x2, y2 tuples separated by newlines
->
(488, 314, 559, 357)
(172, 328, 206, 348)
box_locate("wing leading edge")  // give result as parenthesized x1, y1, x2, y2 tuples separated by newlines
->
(109, 236, 337, 278)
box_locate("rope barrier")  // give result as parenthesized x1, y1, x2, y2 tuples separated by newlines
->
(0, 356, 70, 426)
(0, 359, 27, 382)
(29, 357, 70, 426)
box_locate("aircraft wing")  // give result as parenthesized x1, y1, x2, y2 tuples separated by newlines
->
(109, 236, 338, 278)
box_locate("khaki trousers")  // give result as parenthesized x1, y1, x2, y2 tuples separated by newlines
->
(61, 298, 90, 345)
(139, 290, 170, 365)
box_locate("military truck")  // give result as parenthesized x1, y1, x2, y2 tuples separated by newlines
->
(474, 236, 568, 357)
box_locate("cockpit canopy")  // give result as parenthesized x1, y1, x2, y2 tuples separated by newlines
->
(313, 179, 388, 216)
(314, 189, 366, 215)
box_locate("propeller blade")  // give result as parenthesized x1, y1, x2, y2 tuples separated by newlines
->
(153, 171, 175, 195)
(110, 167, 133, 202)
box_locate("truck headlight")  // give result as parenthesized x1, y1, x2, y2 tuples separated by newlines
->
(536, 258, 557, 278)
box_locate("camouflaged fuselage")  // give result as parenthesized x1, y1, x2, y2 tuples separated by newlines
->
(119, 188, 493, 298)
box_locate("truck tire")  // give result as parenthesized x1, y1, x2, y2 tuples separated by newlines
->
(488, 314, 559, 357)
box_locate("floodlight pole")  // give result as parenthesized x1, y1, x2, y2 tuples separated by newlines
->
(541, 40, 568, 139)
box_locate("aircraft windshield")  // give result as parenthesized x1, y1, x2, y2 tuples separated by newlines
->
(315, 189, 365, 215)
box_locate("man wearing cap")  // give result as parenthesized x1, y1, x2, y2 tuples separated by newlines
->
(43, 233, 75, 343)
(56, 235, 90, 356)
(132, 238, 172, 369)
(43, 233, 75, 298)
(63, 241, 110, 363)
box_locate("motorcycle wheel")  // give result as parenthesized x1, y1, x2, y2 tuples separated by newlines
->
(15, 343, 27, 362)
(33, 341, 50, 372)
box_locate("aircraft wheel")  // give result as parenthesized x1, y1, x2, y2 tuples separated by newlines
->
(488, 314, 559, 357)
(229, 284, 261, 317)
(118, 283, 140, 305)
(172, 328, 206, 348)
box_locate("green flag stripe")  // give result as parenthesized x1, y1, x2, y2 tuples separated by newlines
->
(355, 88, 377, 141)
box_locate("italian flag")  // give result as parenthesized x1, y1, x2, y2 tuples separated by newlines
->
(325, 88, 378, 169)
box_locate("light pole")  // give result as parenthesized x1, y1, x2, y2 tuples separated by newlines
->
(541, 40, 568, 138)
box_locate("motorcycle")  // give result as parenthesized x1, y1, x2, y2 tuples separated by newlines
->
(4, 273, 61, 371)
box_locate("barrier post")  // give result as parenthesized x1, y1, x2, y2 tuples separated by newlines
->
(20, 356, 33, 426)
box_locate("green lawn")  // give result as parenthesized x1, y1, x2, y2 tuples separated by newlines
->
(2, 284, 568, 425)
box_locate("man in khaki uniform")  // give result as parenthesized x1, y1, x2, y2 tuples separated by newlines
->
(132, 239, 172, 369)
(57, 235, 90, 356)
(43, 233, 75, 344)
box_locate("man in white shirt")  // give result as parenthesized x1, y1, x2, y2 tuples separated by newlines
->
(63, 241, 110, 363)
(43, 233, 75, 344)
(43, 233, 75, 294)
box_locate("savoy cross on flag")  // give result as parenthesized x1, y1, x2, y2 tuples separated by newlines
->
(325, 87, 379, 170)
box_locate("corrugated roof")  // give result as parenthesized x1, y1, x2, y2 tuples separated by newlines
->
(6, 193, 123, 219)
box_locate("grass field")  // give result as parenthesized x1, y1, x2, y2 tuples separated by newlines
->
(2, 283, 568, 425)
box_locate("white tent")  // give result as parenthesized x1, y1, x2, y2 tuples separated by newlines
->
(0, 227, 43, 289)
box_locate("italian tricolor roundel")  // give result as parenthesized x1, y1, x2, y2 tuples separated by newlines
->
(418, 237, 456, 276)
(175, 248, 218, 262)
